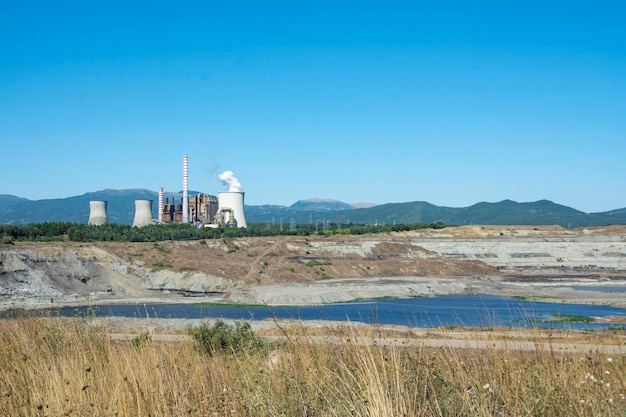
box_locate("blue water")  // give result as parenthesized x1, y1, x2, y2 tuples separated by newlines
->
(25, 295, 626, 330)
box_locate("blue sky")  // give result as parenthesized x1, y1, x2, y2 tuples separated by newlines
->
(1, 1, 624, 212)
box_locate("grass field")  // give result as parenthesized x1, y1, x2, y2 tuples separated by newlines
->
(0, 317, 624, 416)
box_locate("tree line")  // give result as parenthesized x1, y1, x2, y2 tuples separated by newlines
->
(0, 221, 448, 243)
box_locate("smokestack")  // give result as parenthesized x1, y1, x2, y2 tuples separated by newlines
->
(132, 199, 154, 227)
(182, 154, 189, 223)
(158, 187, 164, 222)
(88, 200, 108, 225)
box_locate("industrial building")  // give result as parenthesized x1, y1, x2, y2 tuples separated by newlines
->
(159, 193, 219, 225)
(88, 154, 247, 228)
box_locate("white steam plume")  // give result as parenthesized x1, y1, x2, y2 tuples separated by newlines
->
(218, 170, 242, 192)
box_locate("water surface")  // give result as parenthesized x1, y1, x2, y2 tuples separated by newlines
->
(26, 295, 626, 330)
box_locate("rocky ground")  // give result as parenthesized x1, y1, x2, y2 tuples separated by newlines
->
(1, 225, 625, 314)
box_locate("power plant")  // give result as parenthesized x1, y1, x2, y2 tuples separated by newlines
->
(87, 155, 247, 228)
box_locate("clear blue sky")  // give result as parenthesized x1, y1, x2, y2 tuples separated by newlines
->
(1, 1, 625, 212)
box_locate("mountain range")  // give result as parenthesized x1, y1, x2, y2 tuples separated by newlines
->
(1, 189, 625, 228)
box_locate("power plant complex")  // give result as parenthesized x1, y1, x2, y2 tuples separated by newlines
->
(88, 155, 247, 228)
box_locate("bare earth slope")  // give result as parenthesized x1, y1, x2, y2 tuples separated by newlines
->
(1, 225, 625, 310)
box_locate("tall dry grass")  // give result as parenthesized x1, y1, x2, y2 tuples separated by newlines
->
(0, 316, 624, 416)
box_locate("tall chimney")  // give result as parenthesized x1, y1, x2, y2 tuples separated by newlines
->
(158, 187, 164, 222)
(182, 154, 189, 224)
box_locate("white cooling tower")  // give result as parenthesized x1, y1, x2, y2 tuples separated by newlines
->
(88, 200, 108, 225)
(182, 154, 189, 224)
(132, 199, 154, 227)
(218, 191, 247, 228)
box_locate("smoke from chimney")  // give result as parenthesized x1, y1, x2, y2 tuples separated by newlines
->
(218, 170, 242, 192)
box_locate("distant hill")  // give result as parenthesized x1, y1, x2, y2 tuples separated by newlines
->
(0, 189, 625, 228)
(350, 202, 378, 209)
(445, 200, 591, 226)
(0, 194, 29, 210)
(290, 198, 354, 212)
(331, 199, 625, 228)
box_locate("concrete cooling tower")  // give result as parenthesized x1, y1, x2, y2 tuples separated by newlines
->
(88, 200, 108, 225)
(217, 191, 247, 228)
(132, 199, 154, 227)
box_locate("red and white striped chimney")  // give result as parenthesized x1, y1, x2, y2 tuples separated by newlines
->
(158, 187, 164, 222)
(182, 154, 189, 224)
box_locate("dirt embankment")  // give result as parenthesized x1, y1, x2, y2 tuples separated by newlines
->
(1, 225, 625, 309)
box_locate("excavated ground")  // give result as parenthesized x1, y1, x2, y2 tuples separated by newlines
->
(1, 225, 625, 311)
(102, 236, 500, 285)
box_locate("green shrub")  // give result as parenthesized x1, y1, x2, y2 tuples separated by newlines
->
(131, 331, 152, 348)
(178, 266, 196, 271)
(305, 260, 332, 267)
(187, 320, 265, 356)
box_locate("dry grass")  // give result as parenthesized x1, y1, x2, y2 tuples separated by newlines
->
(0, 317, 625, 416)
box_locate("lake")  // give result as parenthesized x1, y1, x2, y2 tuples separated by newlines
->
(565, 285, 626, 293)
(22, 295, 626, 330)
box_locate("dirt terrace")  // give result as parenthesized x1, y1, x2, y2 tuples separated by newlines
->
(1, 225, 625, 310)
(100, 235, 499, 286)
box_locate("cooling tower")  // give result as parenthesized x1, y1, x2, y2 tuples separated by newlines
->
(132, 199, 154, 227)
(217, 191, 247, 228)
(88, 200, 108, 225)
(158, 187, 164, 222)
(182, 154, 189, 224)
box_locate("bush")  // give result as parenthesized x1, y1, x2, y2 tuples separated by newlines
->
(131, 331, 152, 348)
(1, 235, 14, 245)
(187, 320, 265, 356)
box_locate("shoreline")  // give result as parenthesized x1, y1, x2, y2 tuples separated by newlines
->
(3, 275, 626, 310)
